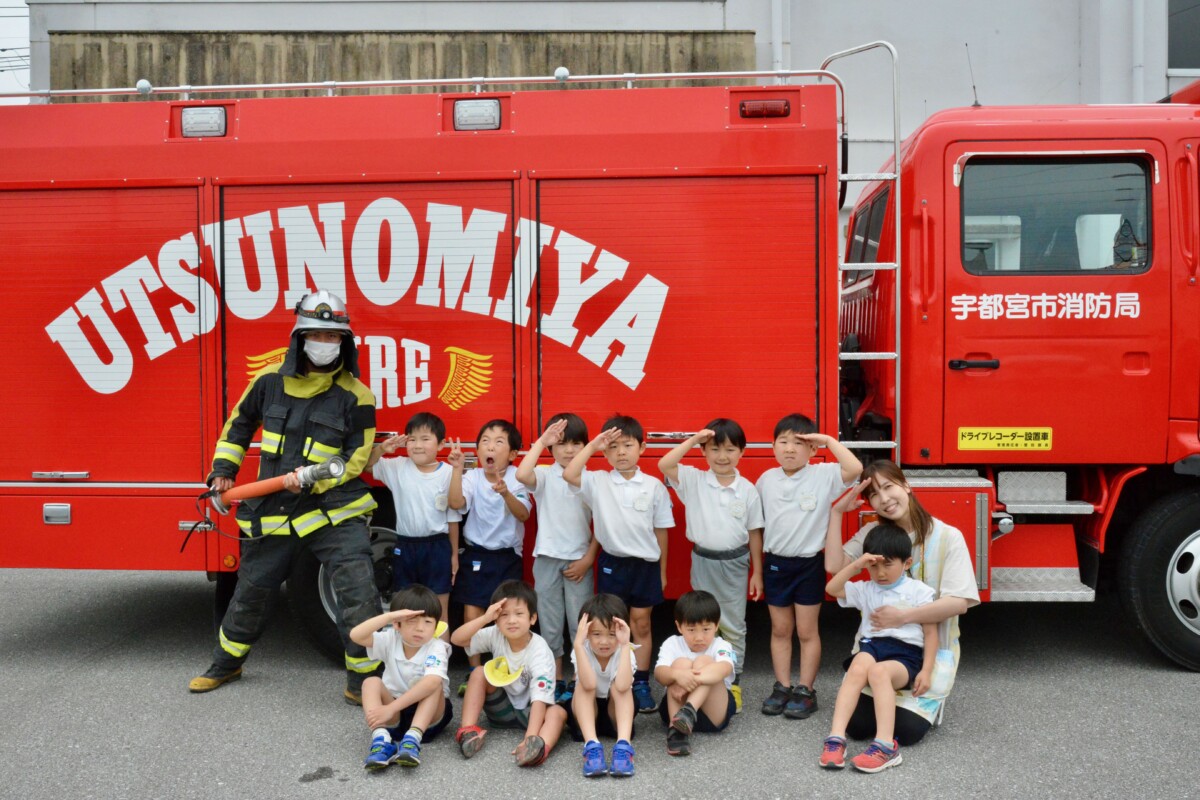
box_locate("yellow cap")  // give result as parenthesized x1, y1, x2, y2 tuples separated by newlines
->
(483, 656, 524, 687)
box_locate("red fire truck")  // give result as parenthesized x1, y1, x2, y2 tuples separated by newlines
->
(5, 43, 1199, 670)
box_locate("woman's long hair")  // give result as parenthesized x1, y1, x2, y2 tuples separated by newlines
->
(861, 460, 934, 551)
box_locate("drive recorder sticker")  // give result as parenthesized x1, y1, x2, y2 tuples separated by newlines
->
(957, 427, 1052, 451)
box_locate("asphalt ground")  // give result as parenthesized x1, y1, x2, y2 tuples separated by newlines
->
(0, 568, 1195, 800)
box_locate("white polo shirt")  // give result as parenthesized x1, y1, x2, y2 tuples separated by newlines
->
(461, 465, 532, 554)
(667, 465, 764, 551)
(366, 627, 452, 699)
(531, 463, 593, 561)
(840, 575, 936, 649)
(371, 457, 461, 538)
(467, 626, 557, 710)
(570, 640, 637, 699)
(655, 634, 736, 690)
(573, 468, 674, 561)
(843, 519, 982, 607)
(756, 462, 850, 557)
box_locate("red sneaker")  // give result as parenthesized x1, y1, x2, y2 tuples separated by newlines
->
(819, 736, 847, 769)
(851, 740, 902, 773)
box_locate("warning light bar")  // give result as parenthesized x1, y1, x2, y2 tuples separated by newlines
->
(739, 99, 791, 118)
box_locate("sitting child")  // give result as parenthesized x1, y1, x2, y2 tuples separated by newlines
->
(653, 590, 736, 757)
(567, 593, 637, 778)
(451, 579, 567, 767)
(822, 523, 936, 773)
(348, 585, 453, 770)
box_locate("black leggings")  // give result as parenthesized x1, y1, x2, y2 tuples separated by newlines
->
(845, 693, 932, 746)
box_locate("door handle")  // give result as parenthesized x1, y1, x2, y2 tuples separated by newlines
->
(948, 359, 1000, 370)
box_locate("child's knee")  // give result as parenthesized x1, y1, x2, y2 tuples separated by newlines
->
(691, 655, 714, 669)
(670, 657, 695, 670)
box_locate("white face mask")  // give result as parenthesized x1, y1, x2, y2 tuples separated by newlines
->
(304, 339, 341, 366)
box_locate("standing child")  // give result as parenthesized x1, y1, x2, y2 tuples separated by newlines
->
(349, 585, 454, 770)
(657, 419, 764, 713)
(563, 414, 674, 714)
(448, 419, 533, 685)
(516, 413, 597, 703)
(653, 590, 736, 757)
(821, 523, 936, 773)
(567, 594, 637, 778)
(451, 580, 567, 766)
(367, 412, 460, 630)
(756, 413, 862, 719)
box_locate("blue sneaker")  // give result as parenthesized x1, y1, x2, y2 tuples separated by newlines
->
(610, 739, 635, 777)
(396, 735, 421, 767)
(633, 680, 657, 714)
(363, 737, 398, 770)
(582, 740, 607, 777)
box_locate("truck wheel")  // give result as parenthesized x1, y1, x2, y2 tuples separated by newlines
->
(286, 526, 398, 664)
(1119, 489, 1200, 670)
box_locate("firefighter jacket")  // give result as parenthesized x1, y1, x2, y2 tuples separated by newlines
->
(208, 341, 378, 537)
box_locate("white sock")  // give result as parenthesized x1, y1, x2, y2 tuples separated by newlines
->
(372, 728, 391, 742)
(404, 727, 424, 744)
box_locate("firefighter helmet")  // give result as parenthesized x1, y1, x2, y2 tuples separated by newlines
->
(292, 290, 352, 336)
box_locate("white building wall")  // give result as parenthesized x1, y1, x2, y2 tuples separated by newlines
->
(27, 0, 1181, 209)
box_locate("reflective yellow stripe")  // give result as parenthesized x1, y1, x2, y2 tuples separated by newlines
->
(219, 627, 251, 659)
(236, 518, 253, 534)
(326, 492, 378, 525)
(345, 654, 380, 673)
(261, 431, 283, 455)
(260, 515, 291, 535)
(214, 441, 246, 467)
(307, 440, 340, 462)
(291, 509, 329, 537)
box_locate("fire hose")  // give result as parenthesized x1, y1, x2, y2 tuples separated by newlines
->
(183, 458, 346, 551)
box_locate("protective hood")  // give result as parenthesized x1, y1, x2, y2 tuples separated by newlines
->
(279, 329, 360, 378)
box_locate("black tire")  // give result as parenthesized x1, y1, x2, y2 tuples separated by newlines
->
(286, 526, 397, 664)
(1119, 488, 1200, 671)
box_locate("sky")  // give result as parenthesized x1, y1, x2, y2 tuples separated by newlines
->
(0, 3, 29, 104)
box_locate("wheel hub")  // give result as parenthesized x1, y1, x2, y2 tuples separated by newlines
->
(1166, 528, 1200, 636)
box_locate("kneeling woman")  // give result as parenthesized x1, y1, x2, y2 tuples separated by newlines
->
(824, 460, 980, 745)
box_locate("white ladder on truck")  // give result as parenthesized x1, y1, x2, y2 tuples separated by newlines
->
(821, 42, 902, 457)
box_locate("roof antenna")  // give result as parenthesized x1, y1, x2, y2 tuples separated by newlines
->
(965, 43, 981, 107)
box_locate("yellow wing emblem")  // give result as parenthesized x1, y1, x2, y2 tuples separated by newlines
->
(438, 347, 493, 410)
(245, 347, 289, 378)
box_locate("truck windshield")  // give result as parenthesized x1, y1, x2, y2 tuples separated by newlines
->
(960, 157, 1150, 275)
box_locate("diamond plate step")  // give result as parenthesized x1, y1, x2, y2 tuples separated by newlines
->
(989, 567, 1095, 602)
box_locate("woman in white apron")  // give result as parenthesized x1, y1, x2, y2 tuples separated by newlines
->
(824, 460, 980, 744)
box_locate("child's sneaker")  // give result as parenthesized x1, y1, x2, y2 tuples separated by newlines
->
(457, 666, 475, 697)
(666, 728, 691, 757)
(395, 735, 421, 767)
(784, 685, 817, 719)
(610, 739, 635, 777)
(633, 680, 657, 714)
(819, 736, 847, 769)
(670, 704, 697, 736)
(455, 725, 486, 759)
(363, 737, 398, 770)
(851, 740, 902, 773)
(581, 740, 608, 777)
(761, 681, 791, 715)
(730, 683, 743, 713)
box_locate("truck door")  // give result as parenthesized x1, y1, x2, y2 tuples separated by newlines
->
(942, 147, 1170, 463)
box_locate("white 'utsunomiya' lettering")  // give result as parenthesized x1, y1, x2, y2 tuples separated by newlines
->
(352, 198, 420, 306)
(540, 230, 629, 349)
(416, 203, 506, 316)
(45, 288, 134, 395)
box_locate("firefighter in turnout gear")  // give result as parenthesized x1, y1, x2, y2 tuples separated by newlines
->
(189, 290, 384, 703)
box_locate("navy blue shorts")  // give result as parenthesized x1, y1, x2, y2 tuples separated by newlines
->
(597, 551, 663, 610)
(386, 696, 453, 741)
(566, 695, 637, 741)
(658, 688, 736, 733)
(763, 552, 826, 607)
(844, 636, 925, 689)
(451, 543, 523, 608)
(392, 534, 453, 595)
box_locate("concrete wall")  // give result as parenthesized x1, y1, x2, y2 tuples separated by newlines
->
(48, 30, 755, 97)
